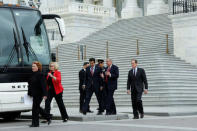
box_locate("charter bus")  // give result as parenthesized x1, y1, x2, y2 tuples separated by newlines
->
(0, 2, 65, 120)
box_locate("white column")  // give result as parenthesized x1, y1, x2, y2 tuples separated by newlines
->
(147, 0, 168, 16)
(121, 0, 142, 19)
(103, 0, 112, 8)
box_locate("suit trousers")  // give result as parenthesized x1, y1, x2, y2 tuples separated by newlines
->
(83, 85, 103, 113)
(131, 88, 144, 117)
(32, 96, 43, 126)
(45, 89, 69, 120)
(106, 87, 116, 114)
(79, 89, 90, 111)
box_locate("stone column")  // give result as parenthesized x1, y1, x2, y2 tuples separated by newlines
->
(121, 0, 142, 19)
(147, 0, 168, 16)
(103, 0, 112, 8)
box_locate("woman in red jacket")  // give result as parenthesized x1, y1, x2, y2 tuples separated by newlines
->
(45, 62, 69, 122)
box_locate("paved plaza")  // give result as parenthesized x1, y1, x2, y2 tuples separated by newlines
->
(1, 115, 197, 131)
(0, 107, 197, 131)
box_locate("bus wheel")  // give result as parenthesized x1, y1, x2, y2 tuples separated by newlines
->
(2, 112, 21, 121)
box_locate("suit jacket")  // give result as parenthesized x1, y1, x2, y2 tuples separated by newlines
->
(127, 67, 148, 93)
(85, 65, 102, 90)
(46, 70, 64, 95)
(28, 71, 47, 97)
(105, 64, 119, 90)
(79, 68, 86, 90)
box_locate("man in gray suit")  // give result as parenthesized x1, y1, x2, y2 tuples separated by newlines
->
(127, 59, 148, 119)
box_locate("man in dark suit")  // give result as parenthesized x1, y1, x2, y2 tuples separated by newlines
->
(83, 58, 103, 115)
(98, 59, 107, 112)
(105, 58, 119, 115)
(79, 62, 93, 113)
(127, 59, 148, 119)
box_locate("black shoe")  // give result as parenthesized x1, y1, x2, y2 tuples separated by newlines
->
(111, 112, 117, 115)
(48, 119, 51, 125)
(87, 110, 94, 113)
(97, 112, 103, 115)
(79, 110, 83, 113)
(63, 118, 68, 122)
(140, 113, 144, 119)
(133, 116, 139, 119)
(105, 112, 111, 115)
(29, 124, 39, 127)
(83, 112, 86, 115)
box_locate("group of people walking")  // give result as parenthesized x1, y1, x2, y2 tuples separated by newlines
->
(79, 58, 119, 115)
(27, 58, 148, 127)
(79, 58, 148, 119)
(28, 61, 69, 127)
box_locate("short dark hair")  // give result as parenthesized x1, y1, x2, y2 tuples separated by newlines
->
(98, 59, 104, 64)
(83, 62, 89, 66)
(89, 58, 95, 63)
(131, 59, 138, 64)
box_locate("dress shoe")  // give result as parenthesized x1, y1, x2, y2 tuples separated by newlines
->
(133, 116, 139, 119)
(97, 112, 103, 115)
(87, 110, 94, 113)
(63, 118, 68, 122)
(140, 113, 144, 119)
(48, 119, 51, 125)
(29, 124, 39, 127)
(83, 112, 86, 115)
(105, 112, 111, 115)
(79, 110, 83, 113)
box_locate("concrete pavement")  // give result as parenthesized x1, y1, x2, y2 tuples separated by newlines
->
(21, 106, 197, 121)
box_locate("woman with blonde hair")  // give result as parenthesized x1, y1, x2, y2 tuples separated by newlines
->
(45, 62, 69, 122)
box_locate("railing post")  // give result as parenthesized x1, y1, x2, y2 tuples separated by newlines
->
(106, 41, 109, 59)
(166, 34, 169, 54)
(78, 45, 80, 61)
(84, 45, 87, 60)
(137, 39, 139, 55)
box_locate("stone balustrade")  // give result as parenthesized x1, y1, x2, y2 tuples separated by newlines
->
(41, 2, 116, 17)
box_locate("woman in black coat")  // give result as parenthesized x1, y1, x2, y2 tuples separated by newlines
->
(28, 61, 49, 127)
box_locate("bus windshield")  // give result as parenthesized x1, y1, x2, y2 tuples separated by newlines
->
(13, 9, 50, 66)
(0, 8, 19, 66)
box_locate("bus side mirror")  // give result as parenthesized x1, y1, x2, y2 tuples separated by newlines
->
(51, 53, 56, 62)
(42, 14, 66, 41)
(54, 18, 66, 41)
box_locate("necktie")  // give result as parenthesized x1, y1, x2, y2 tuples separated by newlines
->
(133, 69, 136, 76)
(105, 67, 111, 82)
(91, 67, 94, 76)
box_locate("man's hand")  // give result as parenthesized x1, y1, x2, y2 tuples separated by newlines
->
(100, 86, 103, 91)
(144, 89, 148, 94)
(106, 72, 111, 77)
(43, 96, 47, 100)
(127, 90, 131, 95)
(82, 85, 86, 90)
(100, 73, 104, 78)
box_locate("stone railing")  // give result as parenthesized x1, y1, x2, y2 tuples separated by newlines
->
(40, 2, 116, 17)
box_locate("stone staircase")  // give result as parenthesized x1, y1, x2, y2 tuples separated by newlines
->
(57, 14, 197, 108)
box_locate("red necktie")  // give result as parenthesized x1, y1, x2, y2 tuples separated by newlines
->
(91, 67, 94, 76)
(105, 67, 110, 82)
